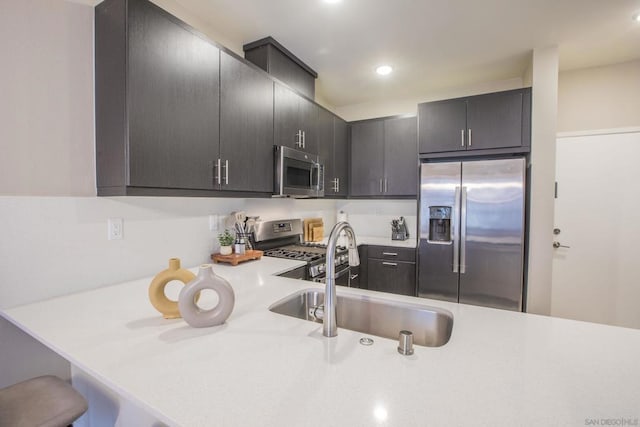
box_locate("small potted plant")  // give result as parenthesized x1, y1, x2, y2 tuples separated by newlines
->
(218, 230, 235, 255)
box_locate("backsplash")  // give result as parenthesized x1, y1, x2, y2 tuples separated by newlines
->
(0, 196, 339, 309)
(335, 200, 418, 239)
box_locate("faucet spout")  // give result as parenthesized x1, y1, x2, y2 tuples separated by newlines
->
(323, 221, 358, 337)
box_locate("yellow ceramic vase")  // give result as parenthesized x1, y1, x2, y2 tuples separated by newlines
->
(148, 258, 196, 319)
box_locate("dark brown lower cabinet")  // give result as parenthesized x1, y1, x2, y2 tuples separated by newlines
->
(366, 258, 416, 297)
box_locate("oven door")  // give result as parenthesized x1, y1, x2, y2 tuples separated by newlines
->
(274, 146, 324, 198)
(313, 264, 351, 287)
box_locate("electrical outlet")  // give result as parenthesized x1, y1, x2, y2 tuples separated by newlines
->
(108, 218, 124, 240)
(209, 215, 220, 232)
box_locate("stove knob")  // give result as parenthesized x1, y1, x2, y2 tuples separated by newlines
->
(318, 264, 325, 273)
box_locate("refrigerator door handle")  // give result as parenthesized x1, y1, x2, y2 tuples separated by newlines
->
(453, 186, 461, 273)
(460, 186, 468, 274)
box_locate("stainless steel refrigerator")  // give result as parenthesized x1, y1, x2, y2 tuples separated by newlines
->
(418, 158, 526, 311)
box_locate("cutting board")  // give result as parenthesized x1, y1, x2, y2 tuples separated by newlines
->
(303, 218, 323, 242)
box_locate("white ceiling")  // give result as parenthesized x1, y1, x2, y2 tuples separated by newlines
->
(85, 0, 639, 108)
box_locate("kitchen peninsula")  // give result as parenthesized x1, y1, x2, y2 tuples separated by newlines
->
(2, 258, 639, 426)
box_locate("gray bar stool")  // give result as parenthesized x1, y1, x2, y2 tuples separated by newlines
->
(0, 375, 88, 427)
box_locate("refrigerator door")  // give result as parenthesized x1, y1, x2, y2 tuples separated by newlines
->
(458, 158, 525, 311)
(418, 162, 461, 302)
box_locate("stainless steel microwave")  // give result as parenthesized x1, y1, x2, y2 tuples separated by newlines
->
(274, 146, 324, 198)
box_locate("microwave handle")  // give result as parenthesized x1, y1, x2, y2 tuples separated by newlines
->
(314, 162, 324, 192)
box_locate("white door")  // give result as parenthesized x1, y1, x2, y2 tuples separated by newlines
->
(551, 130, 640, 329)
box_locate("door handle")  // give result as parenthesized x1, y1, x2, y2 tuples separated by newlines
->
(460, 186, 468, 274)
(453, 186, 460, 273)
(553, 242, 570, 249)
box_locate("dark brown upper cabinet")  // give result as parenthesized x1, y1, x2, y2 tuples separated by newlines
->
(243, 36, 317, 100)
(350, 116, 418, 198)
(273, 83, 319, 154)
(318, 109, 349, 197)
(418, 88, 531, 157)
(219, 51, 274, 193)
(96, 0, 220, 196)
(96, 0, 277, 196)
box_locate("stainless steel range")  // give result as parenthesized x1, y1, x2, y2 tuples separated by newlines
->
(253, 219, 351, 285)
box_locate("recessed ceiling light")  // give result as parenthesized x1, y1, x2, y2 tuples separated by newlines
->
(633, 12, 640, 22)
(323, 0, 342, 4)
(376, 65, 393, 76)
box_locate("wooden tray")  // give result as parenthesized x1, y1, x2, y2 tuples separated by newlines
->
(211, 250, 263, 266)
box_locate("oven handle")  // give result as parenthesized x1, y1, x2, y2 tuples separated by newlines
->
(314, 264, 350, 283)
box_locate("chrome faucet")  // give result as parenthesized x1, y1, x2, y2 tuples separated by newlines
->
(323, 221, 359, 337)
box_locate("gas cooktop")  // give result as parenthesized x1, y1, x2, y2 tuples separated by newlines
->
(263, 243, 345, 263)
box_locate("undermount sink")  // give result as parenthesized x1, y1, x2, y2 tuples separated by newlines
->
(268, 289, 454, 347)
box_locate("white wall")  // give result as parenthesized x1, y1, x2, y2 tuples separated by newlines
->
(525, 46, 559, 316)
(0, 0, 94, 196)
(558, 59, 640, 133)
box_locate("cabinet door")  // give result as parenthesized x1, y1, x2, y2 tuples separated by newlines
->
(367, 259, 416, 296)
(350, 121, 384, 196)
(299, 94, 318, 154)
(384, 116, 417, 196)
(467, 90, 523, 150)
(219, 52, 274, 192)
(368, 246, 416, 263)
(418, 99, 466, 154)
(127, 0, 219, 189)
(317, 108, 334, 191)
(274, 84, 318, 153)
(333, 118, 349, 196)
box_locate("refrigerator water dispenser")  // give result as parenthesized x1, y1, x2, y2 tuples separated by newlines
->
(428, 206, 452, 243)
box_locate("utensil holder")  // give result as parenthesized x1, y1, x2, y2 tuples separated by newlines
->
(235, 232, 255, 250)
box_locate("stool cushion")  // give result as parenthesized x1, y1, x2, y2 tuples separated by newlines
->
(0, 375, 88, 427)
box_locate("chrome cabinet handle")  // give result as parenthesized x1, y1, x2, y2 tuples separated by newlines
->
(216, 158, 221, 185)
(382, 262, 398, 267)
(337, 178, 340, 193)
(453, 186, 460, 273)
(468, 129, 472, 147)
(384, 178, 388, 193)
(461, 129, 465, 147)
(382, 252, 398, 256)
(224, 159, 229, 185)
(296, 130, 302, 148)
(460, 186, 468, 274)
(380, 179, 383, 193)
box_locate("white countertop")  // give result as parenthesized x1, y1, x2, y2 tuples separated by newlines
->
(2, 257, 640, 426)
